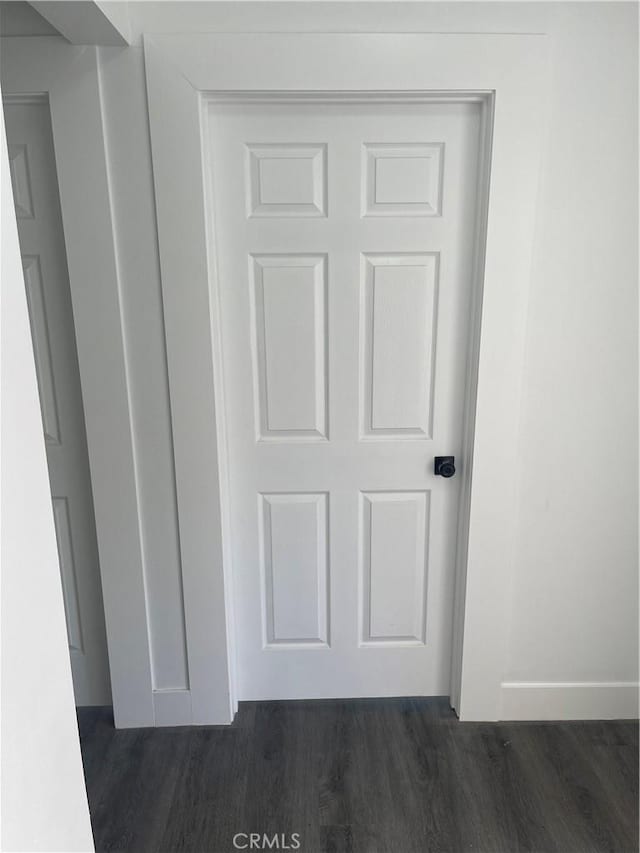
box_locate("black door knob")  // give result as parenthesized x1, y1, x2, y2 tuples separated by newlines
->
(434, 456, 456, 478)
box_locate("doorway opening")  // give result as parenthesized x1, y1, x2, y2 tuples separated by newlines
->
(201, 92, 493, 708)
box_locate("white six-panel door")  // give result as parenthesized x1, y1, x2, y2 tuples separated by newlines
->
(5, 99, 111, 706)
(206, 101, 481, 700)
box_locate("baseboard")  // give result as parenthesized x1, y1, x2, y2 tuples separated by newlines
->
(152, 688, 193, 726)
(500, 681, 639, 720)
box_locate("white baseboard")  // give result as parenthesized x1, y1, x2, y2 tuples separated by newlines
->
(152, 688, 193, 726)
(500, 681, 639, 720)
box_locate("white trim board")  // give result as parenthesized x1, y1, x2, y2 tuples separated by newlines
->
(146, 32, 551, 724)
(29, 2, 132, 46)
(153, 688, 193, 727)
(501, 682, 640, 721)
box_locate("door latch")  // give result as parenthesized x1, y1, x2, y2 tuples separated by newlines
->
(434, 456, 456, 478)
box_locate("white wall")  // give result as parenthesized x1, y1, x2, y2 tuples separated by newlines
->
(0, 103, 94, 851)
(3, 1, 636, 723)
(503, 2, 639, 717)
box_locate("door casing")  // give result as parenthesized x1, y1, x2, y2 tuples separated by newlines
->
(145, 32, 551, 724)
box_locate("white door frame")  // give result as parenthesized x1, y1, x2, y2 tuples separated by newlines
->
(1, 38, 155, 728)
(145, 32, 550, 724)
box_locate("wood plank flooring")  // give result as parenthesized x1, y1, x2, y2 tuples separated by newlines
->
(78, 699, 639, 853)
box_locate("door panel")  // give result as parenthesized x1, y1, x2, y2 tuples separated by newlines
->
(5, 99, 111, 707)
(251, 253, 328, 439)
(361, 490, 430, 645)
(362, 142, 444, 216)
(22, 255, 61, 443)
(247, 143, 327, 217)
(361, 253, 438, 438)
(260, 492, 329, 647)
(52, 496, 84, 653)
(207, 101, 481, 700)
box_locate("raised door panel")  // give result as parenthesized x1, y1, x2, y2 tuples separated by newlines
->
(8, 143, 35, 219)
(52, 497, 84, 653)
(22, 255, 61, 444)
(360, 491, 430, 645)
(259, 492, 329, 647)
(246, 143, 327, 217)
(251, 254, 328, 440)
(362, 143, 443, 217)
(360, 253, 438, 439)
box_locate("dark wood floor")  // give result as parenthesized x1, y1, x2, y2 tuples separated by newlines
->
(78, 699, 639, 853)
